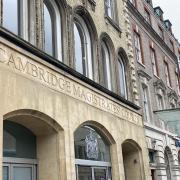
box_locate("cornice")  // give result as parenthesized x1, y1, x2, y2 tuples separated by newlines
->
(127, 1, 178, 62)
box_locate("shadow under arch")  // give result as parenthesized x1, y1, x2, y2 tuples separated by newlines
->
(3, 109, 66, 180)
(122, 139, 144, 180)
(117, 47, 129, 67)
(4, 109, 63, 135)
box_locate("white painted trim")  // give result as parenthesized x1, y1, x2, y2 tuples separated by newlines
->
(3, 157, 37, 164)
(75, 159, 111, 167)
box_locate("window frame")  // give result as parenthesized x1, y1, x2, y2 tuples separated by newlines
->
(164, 61, 171, 87)
(134, 31, 144, 65)
(101, 41, 112, 91)
(73, 15, 93, 80)
(43, 0, 62, 61)
(104, 0, 116, 21)
(150, 48, 159, 77)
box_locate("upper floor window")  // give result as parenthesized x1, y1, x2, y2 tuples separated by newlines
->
(134, 31, 143, 64)
(150, 48, 158, 76)
(144, 9, 151, 24)
(73, 16, 93, 80)
(176, 73, 180, 95)
(169, 40, 174, 53)
(104, 0, 115, 20)
(158, 26, 164, 40)
(164, 61, 171, 87)
(157, 94, 164, 110)
(2, 0, 29, 40)
(118, 55, 127, 98)
(142, 85, 151, 122)
(101, 41, 112, 90)
(43, 1, 62, 60)
(129, 0, 136, 6)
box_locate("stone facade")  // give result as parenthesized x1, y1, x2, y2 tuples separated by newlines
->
(0, 0, 151, 180)
(127, 0, 180, 180)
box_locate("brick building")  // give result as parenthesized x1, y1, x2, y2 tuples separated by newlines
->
(127, 0, 180, 180)
(0, 0, 152, 180)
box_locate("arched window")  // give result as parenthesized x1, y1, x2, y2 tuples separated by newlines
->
(74, 126, 112, 179)
(3, 121, 37, 180)
(101, 41, 112, 90)
(2, 0, 30, 39)
(74, 17, 93, 80)
(118, 55, 127, 98)
(43, 0, 62, 60)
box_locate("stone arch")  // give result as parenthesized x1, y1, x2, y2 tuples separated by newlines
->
(3, 109, 66, 180)
(72, 6, 98, 80)
(74, 120, 120, 179)
(122, 139, 144, 180)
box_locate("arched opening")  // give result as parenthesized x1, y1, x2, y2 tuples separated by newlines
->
(101, 40, 112, 91)
(164, 147, 173, 180)
(73, 16, 93, 79)
(74, 125, 113, 180)
(3, 109, 64, 180)
(122, 140, 143, 180)
(117, 54, 127, 99)
(43, 0, 62, 60)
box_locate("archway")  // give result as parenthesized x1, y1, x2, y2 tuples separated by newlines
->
(74, 122, 115, 180)
(164, 147, 173, 180)
(122, 140, 143, 180)
(3, 109, 64, 180)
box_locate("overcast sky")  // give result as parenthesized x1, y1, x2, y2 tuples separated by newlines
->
(152, 0, 180, 41)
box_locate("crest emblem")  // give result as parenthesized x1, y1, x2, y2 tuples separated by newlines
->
(85, 130, 99, 159)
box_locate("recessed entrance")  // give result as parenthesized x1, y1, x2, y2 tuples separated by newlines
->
(3, 121, 37, 180)
(122, 140, 143, 180)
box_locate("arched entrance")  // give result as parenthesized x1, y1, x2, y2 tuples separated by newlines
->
(122, 140, 143, 180)
(164, 147, 173, 180)
(3, 121, 37, 180)
(74, 125, 113, 180)
(3, 109, 64, 180)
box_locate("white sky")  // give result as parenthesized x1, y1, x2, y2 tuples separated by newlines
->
(152, 0, 180, 41)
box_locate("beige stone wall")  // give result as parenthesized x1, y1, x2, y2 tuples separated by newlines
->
(0, 38, 151, 180)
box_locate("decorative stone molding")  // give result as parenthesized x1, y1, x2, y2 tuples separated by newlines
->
(153, 79, 166, 93)
(137, 69, 152, 81)
(123, 0, 139, 105)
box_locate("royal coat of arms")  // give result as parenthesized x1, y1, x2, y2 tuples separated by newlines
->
(85, 130, 99, 159)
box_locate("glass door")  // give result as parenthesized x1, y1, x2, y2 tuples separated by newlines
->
(3, 163, 36, 180)
(76, 165, 110, 180)
(93, 167, 107, 180)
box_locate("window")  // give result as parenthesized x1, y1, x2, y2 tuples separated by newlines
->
(176, 73, 180, 95)
(158, 26, 164, 39)
(164, 62, 171, 87)
(134, 31, 143, 64)
(149, 151, 156, 163)
(105, 0, 115, 20)
(74, 17, 93, 79)
(3, 121, 37, 180)
(101, 41, 112, 90)
(144, 9, 151, 24)
(150, 48, 158, 76)
(129, 0, 136, 6)
(2, 0, 29, 39)
(157, 94, 164, 110)
(169, 40, 174, 53)
(74, 126, 112, 180)
(142, 85, 151, 122)
(118, 56, 127, 98)
(43, 1, 62, 60)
